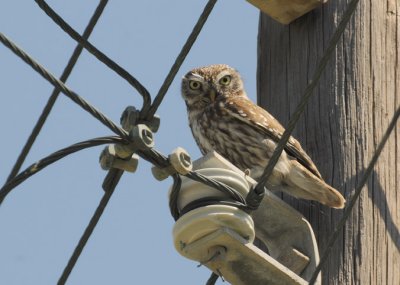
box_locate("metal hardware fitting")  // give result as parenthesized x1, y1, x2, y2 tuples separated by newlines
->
(99, 106, 155, 173)
(152, 147, 193, 181)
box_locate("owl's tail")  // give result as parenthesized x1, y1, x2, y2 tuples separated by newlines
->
(283, 161, 346, 209)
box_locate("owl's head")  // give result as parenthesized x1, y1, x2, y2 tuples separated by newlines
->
(181, 64, 247, 111)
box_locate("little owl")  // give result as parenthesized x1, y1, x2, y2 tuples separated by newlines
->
(181, 64, 345, 208)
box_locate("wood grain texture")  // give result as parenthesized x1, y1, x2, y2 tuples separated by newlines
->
(257, 0, 399, 284)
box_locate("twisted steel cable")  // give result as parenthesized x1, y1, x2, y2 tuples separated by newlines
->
(169, 174, 182, 221)
(58, 175, 119, 285)
(185, 171, 246, 205)
(0, 136, 123, 203)
(0, 32, 129, 141)
(35, 0, 152, 113)
(6, 0, 109, 183)
(206, 273, 219, 285)
(0, 7, 242, 220)
(145, 0, 218, 121)
(141, 148, 247, 206)
(1, 2, 227, 285)
(309, 104, 400, 284)
(252, 0, 362, 206)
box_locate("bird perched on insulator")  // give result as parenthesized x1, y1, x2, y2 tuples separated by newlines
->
(181, 64, 345, 209)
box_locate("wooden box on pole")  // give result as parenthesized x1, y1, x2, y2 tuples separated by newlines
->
(247, 0, 326, 24)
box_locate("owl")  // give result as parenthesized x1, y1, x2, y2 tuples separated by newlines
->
(181, 64, 345, 208)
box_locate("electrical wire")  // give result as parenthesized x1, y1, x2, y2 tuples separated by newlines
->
(0, 32, 129, 141)
(140, 148, 247, 207)
(2, 0, 382, 284)
(35, 0, 152, 113)
(0, 136, 123, 203)
(309, 104, 400, 284)
(144, 0, 218, 120)
(58, 176, 119, 285)
(1, 2, 232, 283)
(169, 174, 182, 221)
(6, 0, 109, 183)
(206, 272, 219, 285)
(252, 0, 361, 207)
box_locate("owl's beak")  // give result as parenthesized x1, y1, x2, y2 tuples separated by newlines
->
(208, 88, 217, 103)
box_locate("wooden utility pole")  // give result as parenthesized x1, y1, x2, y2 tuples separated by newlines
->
(257, 1, 399, 284)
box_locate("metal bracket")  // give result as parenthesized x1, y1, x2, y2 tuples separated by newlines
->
(183, 227, 308, 285)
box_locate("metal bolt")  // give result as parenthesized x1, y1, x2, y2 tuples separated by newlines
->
(120, 106, 139, 131)
(147, 115, 161, 132)
(141, 128, 154, 145)
(179, 152, 192, 168)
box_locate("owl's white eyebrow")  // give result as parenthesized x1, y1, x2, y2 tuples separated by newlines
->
(188, 73, 203, 80)
(216, 70, 232, 80)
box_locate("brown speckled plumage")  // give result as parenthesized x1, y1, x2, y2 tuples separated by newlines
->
(181, 64, 345, 208)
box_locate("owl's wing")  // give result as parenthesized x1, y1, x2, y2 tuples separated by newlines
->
(224, 97, 322, 179)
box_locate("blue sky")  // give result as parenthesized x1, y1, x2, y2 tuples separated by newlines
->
(0, 1, 258, 284)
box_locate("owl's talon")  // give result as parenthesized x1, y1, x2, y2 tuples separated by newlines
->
(244, 169, 251, 177)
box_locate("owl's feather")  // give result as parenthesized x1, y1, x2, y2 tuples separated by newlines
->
(219, 97, 345, 208)
(222, 96, 322, 179)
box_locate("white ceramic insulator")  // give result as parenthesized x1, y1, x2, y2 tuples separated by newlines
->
(175, 168, 250, 210)
(173, 205, 255, 260)
(171, 166, 255, 260)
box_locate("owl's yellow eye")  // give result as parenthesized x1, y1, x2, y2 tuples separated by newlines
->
(219, 75, 231, 86)
(189, 80, 201, 90)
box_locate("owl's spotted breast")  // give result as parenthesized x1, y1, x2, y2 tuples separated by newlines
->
(189, 100, 270, 172)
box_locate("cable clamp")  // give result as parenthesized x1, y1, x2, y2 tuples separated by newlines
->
(120, 105, 160, 133)
(99, 145, 139, 172)
(152, 147, 192, 181)
(99, 106, 155, 173)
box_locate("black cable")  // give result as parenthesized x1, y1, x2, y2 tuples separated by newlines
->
(169, 174, 182, 221)
(206, 272, 219, 285)
(185, 172, 246, 205)
(309, 104, 400, 284)
(0, 32, 129, 141)
(144, 0, 218, 120)
(58, 177, 118, 285)
(180, 198, 247, 216)
(140, 149, 247, 215)
(0, 136, 123, 203)
(138, 148, 170, 168)
(6, 0, 109, 184)
(1, 1, 229, 285)
(35, 0, 152, 113)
